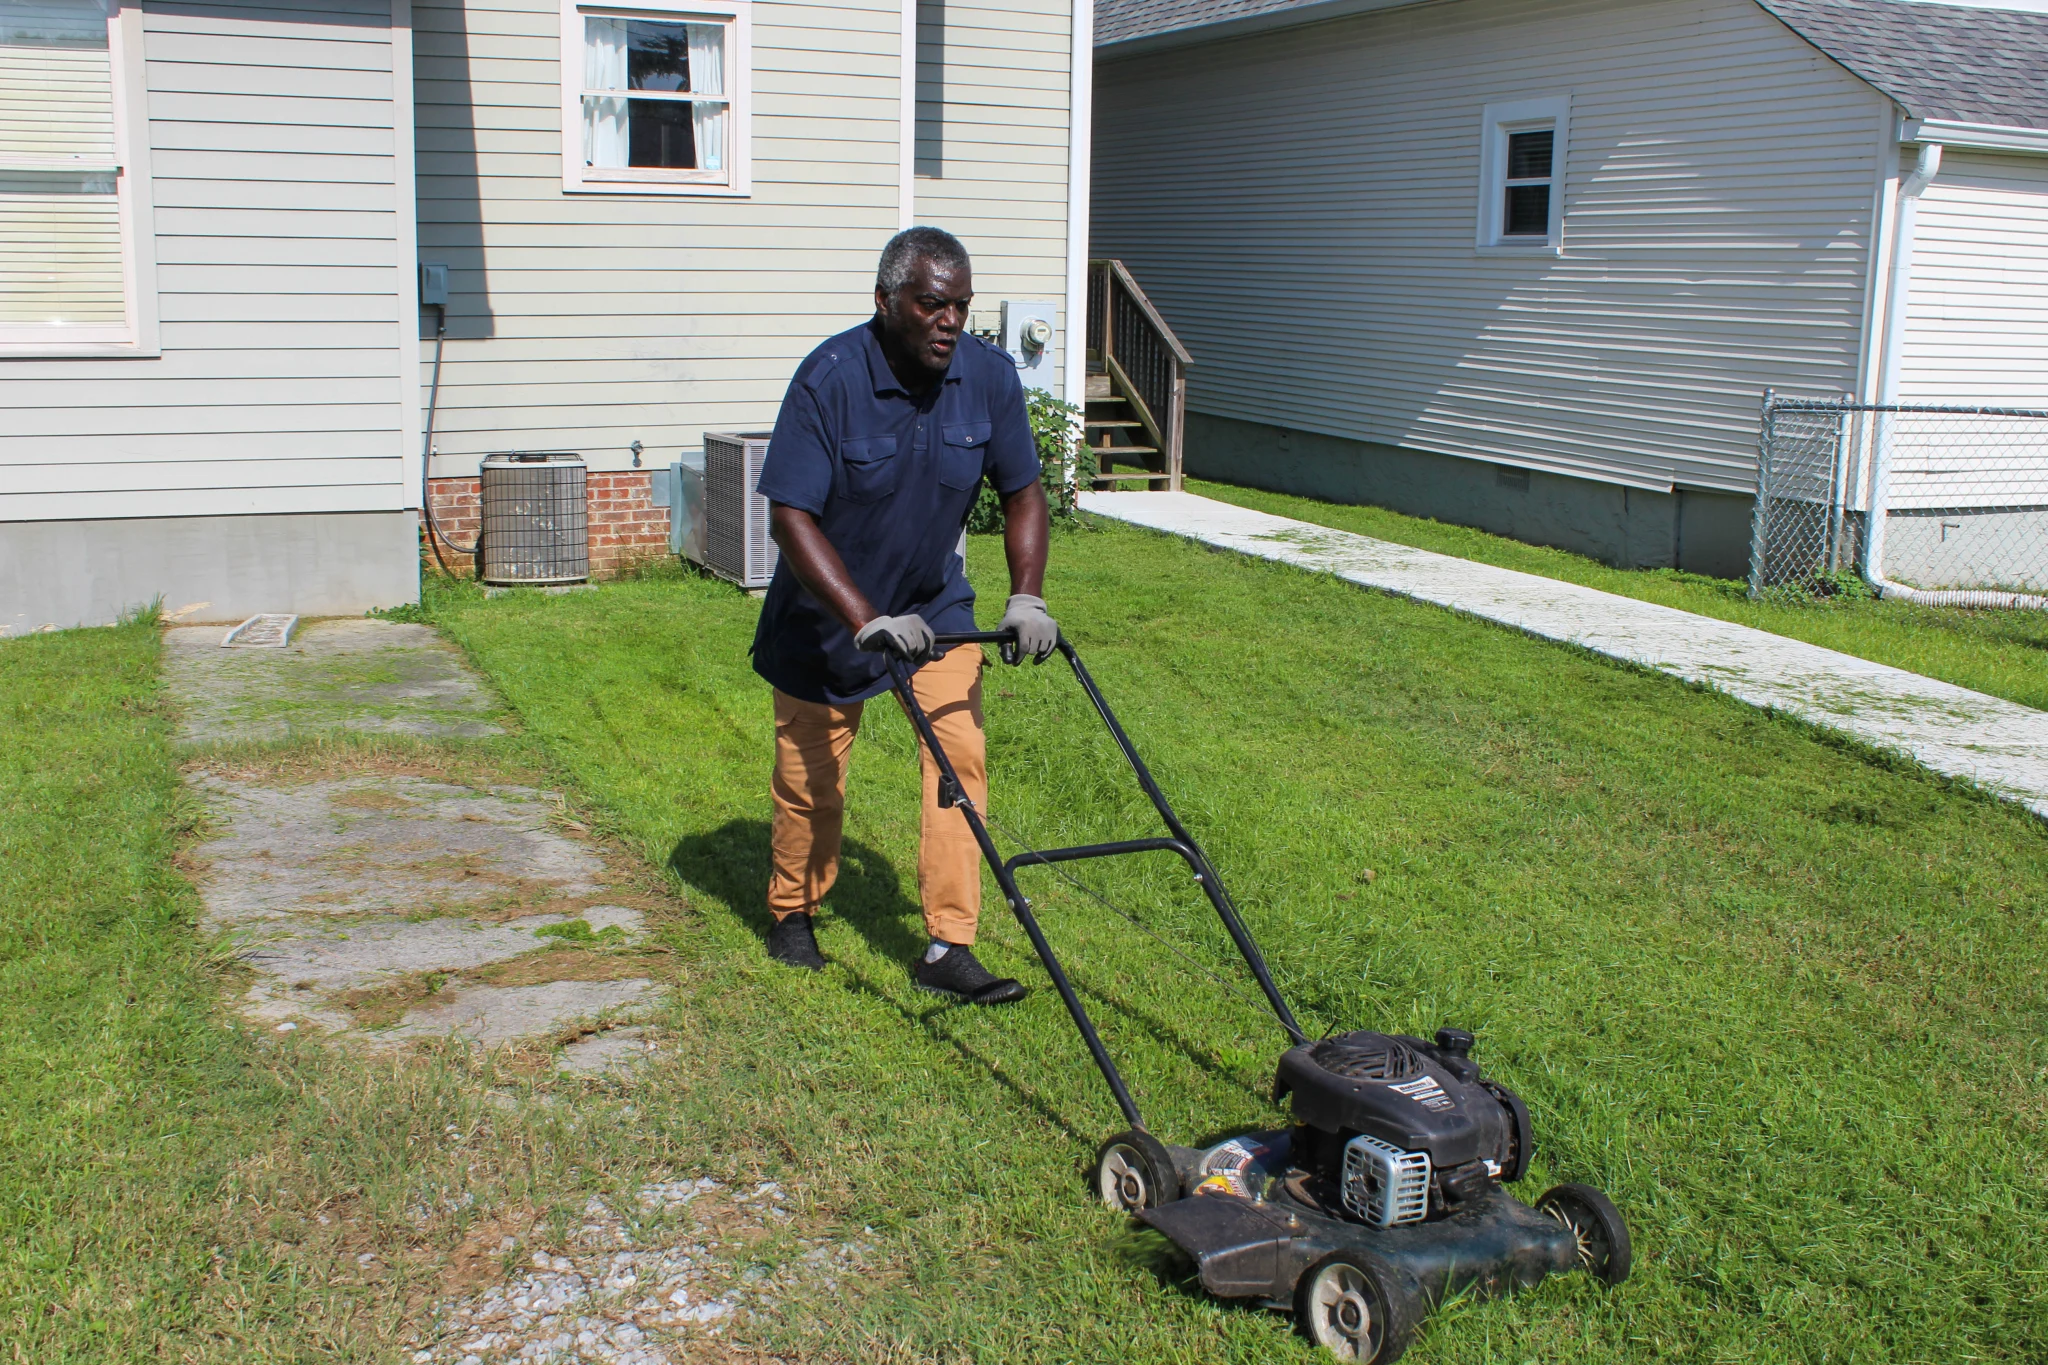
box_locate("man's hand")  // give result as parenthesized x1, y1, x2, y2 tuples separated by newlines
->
(998, 594, 1058, 664)
(855, 613, 937, 664)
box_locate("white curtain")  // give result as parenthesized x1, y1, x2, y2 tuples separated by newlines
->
(582, 16, 628, 168)
(686, 21, 724, 172)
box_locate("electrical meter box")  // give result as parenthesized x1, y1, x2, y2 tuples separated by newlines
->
(999, 300, 1059, 394)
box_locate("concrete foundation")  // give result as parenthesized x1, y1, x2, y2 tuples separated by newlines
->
(1, 510, 421, 635)
(1185, 411, 1755, 579)
(1883, 507, 2048, 594)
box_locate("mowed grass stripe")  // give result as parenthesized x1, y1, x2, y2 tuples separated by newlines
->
(430, 522, 2047, 1362)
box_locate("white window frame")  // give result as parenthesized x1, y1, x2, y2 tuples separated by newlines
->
(0, 0, 158, 356)
(1476, 96, 1568, 255)
(559, 0, 751, 197)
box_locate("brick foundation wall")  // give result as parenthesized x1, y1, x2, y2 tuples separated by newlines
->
(422, 470, 670, 581)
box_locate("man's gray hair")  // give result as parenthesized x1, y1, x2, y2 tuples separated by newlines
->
(876, 226, 970, 294)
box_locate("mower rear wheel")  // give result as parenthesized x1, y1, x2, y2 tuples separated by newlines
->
(1537, 1183, 1633, 1286)
(1295, 1251, 1421, 1363)
(1091, 1130, 1179, 1213)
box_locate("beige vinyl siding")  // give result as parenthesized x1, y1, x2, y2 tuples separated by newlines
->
(1897, 149, 2048, 410)
(1093, 0, 1887, 496)
(913, 0, 1069, 347)
(0, 0, 408, 522)
(415, 0, 911, 469)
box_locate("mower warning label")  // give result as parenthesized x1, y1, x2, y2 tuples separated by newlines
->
(1389, 1074, 1455, 1112)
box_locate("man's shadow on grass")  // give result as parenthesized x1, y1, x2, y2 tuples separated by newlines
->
(667, 818, 1275, 1136)
(668, 818, 1096, 1137)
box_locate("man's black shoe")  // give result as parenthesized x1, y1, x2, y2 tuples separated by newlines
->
(913, 945, 1026, 1005)
(767, 913, 825, 971)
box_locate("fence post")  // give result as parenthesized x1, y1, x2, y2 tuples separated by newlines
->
(1748, 388, 1775, 599)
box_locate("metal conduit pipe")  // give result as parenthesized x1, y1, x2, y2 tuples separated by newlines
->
(1861, 143, 2048, 610)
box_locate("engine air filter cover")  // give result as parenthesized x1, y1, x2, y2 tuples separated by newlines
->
(1276, 1030, 1523, 1172)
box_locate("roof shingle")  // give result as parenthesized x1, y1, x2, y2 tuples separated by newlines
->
(1096, 0, 2048, 133)
(1759, 0, 2048, 130)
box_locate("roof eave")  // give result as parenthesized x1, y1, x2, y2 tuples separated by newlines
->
(1095, 0, 1429, 59)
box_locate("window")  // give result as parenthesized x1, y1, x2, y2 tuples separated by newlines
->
(1477, 97, 1568, 252)
(561, 0, 750, 195)
(0, 0, 154, 352)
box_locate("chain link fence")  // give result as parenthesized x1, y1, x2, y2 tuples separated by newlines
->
(1749, 394, 2048, 609)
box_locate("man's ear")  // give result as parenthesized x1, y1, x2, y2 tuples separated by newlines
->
(873, 286, 890, 317)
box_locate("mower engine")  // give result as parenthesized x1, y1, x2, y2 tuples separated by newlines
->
(1275, 1027, 1533, 1226)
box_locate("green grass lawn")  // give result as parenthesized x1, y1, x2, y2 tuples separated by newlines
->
(0, 622, 686, 1362)
(1188, 477, 2048, 713)
(421, 523, 2048, 1363)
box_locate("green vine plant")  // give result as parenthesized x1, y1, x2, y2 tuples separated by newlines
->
(968, 389, 1098, 534)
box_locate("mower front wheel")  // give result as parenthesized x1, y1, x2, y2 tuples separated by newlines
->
(1537, 1183, 1633, 1286)
(1295, 1250, 1421, 1363)
(1091, 1130, 1179, 1213)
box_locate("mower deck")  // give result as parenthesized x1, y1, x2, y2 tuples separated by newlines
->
(1139, 1183, 1580, 1307)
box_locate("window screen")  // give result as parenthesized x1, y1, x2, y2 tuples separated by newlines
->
(0, 0, 123, 328)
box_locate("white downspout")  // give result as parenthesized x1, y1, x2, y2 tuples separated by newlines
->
(1062, 0, 1093, 414)
(899, 0, 916, 229)
(1863, 143, 2048, 610)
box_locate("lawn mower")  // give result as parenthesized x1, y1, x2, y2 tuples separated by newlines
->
(887, 631, 1631, 1363)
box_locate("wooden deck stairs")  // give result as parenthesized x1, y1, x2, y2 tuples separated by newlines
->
(1085, 259, 1192, 492)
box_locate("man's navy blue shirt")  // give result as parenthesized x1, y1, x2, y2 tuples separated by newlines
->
(751, 319, 1040, 705)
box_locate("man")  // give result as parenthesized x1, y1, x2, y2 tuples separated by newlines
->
(749, 226, 1057, 1005)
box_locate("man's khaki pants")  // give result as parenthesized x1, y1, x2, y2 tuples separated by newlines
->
(768, 644, 986, 944)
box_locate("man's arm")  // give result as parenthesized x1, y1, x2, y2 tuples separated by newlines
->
(1000, 480, 1049, 598)
(769, 503, 876, 633)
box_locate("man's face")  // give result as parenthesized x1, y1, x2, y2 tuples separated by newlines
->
(875, 259, 972, 379)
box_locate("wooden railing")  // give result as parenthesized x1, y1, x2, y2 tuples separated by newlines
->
(1087, 259, 1192, 489)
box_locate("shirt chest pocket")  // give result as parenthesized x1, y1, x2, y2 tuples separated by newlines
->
(939, 421, 992, 492)
(838, 434, 900, 504)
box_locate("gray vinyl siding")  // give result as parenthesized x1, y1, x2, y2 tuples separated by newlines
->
(1898, 149, 2048, 410)
(414, 0, 909, 470)
(1093, 0, 1888, 496)
(0, 0, 408, 523)
(914, 0, 1071, 339)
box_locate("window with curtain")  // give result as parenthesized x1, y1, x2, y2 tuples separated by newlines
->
(0, 0, 130, 339)
(572, 5, 733, 187)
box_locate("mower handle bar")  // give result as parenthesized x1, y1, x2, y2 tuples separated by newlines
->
(884, 631, 1306, 1134)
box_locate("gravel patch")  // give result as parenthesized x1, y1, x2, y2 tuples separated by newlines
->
(412, 1179, 869, 1365)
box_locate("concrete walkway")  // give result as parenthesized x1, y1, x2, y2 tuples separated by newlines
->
(168, 618, 667, 1068)
(1081, 491, 2048, 820)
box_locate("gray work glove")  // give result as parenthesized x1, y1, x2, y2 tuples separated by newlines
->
(854, 613, 937, 664)
(999, 594, 1059, 665)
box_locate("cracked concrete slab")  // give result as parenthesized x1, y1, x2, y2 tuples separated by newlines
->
(166, 617, 505, 745)
(194, 775, 607, 925)
(188, 769, 666, 1047)
(1085, 491, 2048, 820)
(557, 1027, 660, 1076)
(381, 979, 662, 1047)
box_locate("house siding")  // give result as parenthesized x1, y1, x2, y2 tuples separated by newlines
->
(1092, 0, 1889, 497)
(913, 0, 1071, 343)
(416, 0, 901, 475)
(1897, 149, 2048, 410)
(0, 0, 410, 525)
